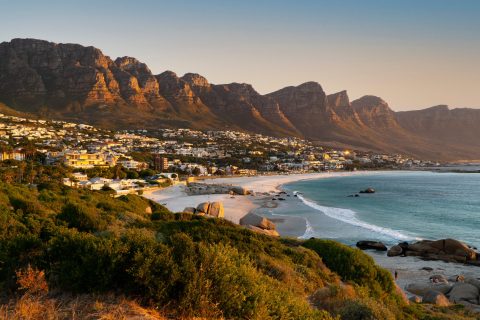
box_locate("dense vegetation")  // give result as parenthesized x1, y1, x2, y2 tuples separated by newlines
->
(0, 176, 476, 319)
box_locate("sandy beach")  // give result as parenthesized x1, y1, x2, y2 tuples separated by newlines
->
(143, 183, 256, 223)
(143, 171, 366, 224)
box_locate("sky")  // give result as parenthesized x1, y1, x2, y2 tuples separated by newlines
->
(1, 0, 479, 110)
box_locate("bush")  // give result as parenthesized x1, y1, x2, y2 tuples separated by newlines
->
(302, 239, 394, 295)
(46, 230, 126, 292)
(15, 265, 49, 295)
(57, 202, 106, 232)
(126, 170, 139, 179)
(101, 185, 115, 193)
(139, 169, 155, 178)
(43, 229, 334, 319)
(340, 300, 375, 320)
(339, 298, 397, 320)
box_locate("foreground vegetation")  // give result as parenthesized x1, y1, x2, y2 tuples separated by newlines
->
(0, 177, 476, 319)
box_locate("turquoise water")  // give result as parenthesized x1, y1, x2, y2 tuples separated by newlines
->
(281, 171, 480, 247)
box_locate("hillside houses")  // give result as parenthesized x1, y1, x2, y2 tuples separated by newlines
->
(0, 112, 437, 180)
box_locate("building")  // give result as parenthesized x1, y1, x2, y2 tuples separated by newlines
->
(0, 149, 26, 161)
(117, 159, 148, 170)
(62, 172, 89, 187)
(64, 151, 110, 168)
(153, 154, 169, 171)
(237, 169, 257, 176)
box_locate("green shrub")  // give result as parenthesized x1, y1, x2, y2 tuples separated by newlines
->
(46, 230, 123, 291)
(340, 300, 376, 320)
(126, 170, 139, 179)
(302, 239, 394, 295)
(57, 202, 106, 232)
(339, 298, 397, 320)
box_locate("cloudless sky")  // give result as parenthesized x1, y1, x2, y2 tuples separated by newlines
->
(1, 0, 479, 110)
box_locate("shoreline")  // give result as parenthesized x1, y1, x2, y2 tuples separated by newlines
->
(143, 171, 377, 225)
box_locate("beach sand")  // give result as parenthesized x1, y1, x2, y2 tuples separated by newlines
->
(143, 183, 256, 224)
(143, 172, 363, 224)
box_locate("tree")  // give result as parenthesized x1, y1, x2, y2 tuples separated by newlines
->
(113, 165, 126, 179)
(126, 170, 139, 179)
(139, 169, 155, 178)
(26, 168, 37, 185)
(16, 162, 27, 183)
(1, 169, 16, 184)
(192, 167, 201, 176)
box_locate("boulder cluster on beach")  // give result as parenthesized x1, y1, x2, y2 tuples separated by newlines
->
(183, 201, 225, 218)
(356, 238, 480, 312)
(405, 273, 480, 312)
(186, 182, 251, 196)
(240, 212, 279, 237)
(387, 238, 479, 265)
(182, 203, 280, 237)
(356, 240, 387, 251)
(357, 238, 479, 265)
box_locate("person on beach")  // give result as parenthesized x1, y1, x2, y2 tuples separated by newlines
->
(394, 270, 398, 280)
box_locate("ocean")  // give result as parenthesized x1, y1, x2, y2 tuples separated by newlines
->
(268, 171, 480, 248)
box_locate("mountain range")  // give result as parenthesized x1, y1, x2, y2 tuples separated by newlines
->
(1, 38, 479, 161)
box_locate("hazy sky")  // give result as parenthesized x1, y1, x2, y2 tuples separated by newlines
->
(1, 0, 479, 110)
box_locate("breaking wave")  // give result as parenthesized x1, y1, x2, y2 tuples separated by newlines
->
(295, 193, 414, 241)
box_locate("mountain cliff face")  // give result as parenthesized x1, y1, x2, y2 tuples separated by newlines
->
(396, 106, 480, 154)
(1, 38, 479, 161)
(0, 39, 119, 109)
(267, 82, 330, 138)
(351, 96, 399, 129)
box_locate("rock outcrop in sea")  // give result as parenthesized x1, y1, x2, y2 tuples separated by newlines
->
(356, 240, 387, 251)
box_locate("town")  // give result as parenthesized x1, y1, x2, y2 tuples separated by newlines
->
(0, 112, 440, 195)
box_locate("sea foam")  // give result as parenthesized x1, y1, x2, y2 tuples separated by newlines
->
(296, 193, 414, 241)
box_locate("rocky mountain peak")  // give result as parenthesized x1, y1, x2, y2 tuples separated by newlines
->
(267, 82, 326, 105)
(0, 38, 120, 109)
(327, 90, 350, 108)
(351, 95, 389, 110)
(296, 81, 324, 93)
(220, 83, 257, 96)
(423, 105, 450, 112)
(181, 73, 210, 88)
(7, 38, 57, 49)
(351, 95, 398, 129)
(115, 56, 152, 75)
(155, 70, 197, 102)
(157, 70, 179, 80)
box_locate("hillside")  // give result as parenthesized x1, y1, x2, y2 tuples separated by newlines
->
(0, 163, 478, 319)
(1, 38, 480, 161)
